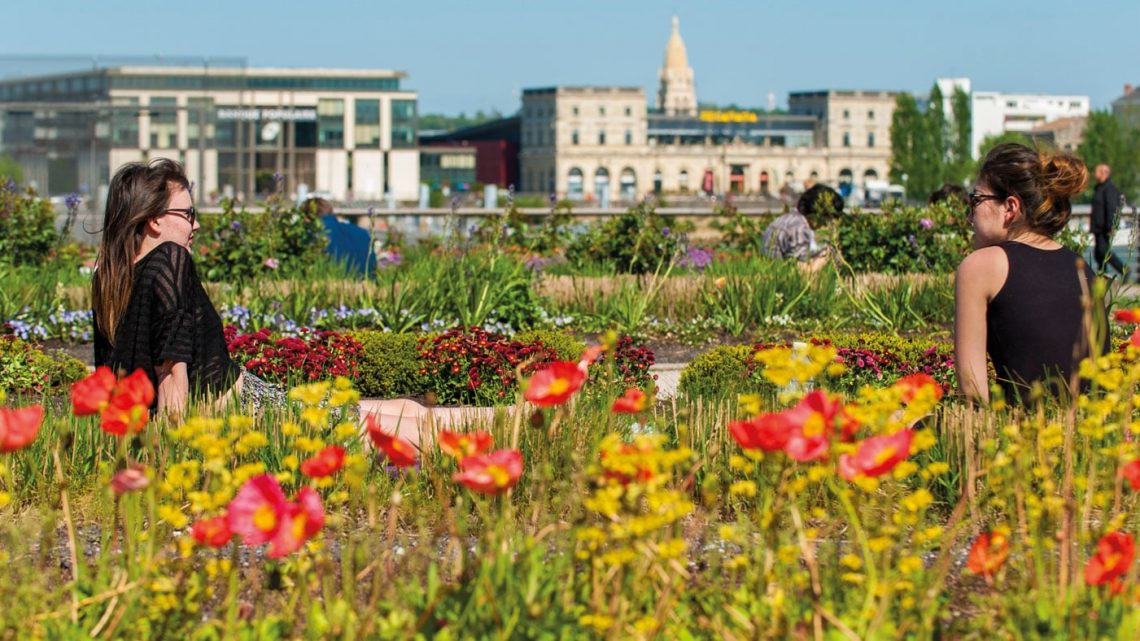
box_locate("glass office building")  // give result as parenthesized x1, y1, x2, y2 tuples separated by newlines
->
(0, 66, 420, 203)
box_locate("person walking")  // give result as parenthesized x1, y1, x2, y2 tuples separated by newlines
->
(1091, 163, 1126, 277)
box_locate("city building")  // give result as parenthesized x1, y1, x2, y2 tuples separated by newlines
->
(971, 90, 1089, 158)
(0, 65, 420, 202)
(1113, 83, 1140, 128)
(1024, 116, 1087, 153)
(419, 145, 477, 192)
(518, 17, 897, 203)
(419, 116, 519, 188)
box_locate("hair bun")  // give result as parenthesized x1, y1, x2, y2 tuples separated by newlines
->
(1038, 152, 1088, 200)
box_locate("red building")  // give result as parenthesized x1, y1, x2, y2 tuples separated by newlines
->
(420, 116, 519, 188)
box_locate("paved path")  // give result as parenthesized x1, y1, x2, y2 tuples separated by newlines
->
(650, 362, 686, 398)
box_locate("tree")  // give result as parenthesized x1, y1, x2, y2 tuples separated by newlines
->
(0, 154, 22, 185)
(889, 83, 973, 201)
(977, 131, 1031, 162)
(948, 87, 973, 184)
(1079, 110, 1140, 202)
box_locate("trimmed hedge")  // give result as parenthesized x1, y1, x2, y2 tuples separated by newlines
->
(349, 331, 425, 398)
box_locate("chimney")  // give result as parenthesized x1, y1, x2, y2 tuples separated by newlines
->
(1127, 84, 1134, 96)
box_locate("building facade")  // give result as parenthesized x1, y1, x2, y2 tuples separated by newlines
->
(518, 19, 897, 203)
(1113, 84, 1140, 128)
(971, 90, 1089, 158)
(0, 66, 420, 202)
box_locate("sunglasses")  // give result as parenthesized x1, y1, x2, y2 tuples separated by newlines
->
(164, 207, 197, 225)
(967, 190, 1002, 211)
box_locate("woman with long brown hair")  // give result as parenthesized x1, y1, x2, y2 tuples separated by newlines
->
(93, 159, 276, 415)
(954, 143, 1104, 406)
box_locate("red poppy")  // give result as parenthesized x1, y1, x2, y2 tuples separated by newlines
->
(299, 446, 346, 478)
(366, 416, 418, 468)
(600, 442, 655, 485)
(453, 449, 524, 494)
(579, 345, 606, 370)
(894, 373, 944, 404)
(438, 429, 494, 460)
(226, 474, 291, 547)
(111, 464, 150, 495)
(1114, 308, 1140, 324)
(0, 405, 44, 453)
(966, 531, 1010, 578)
(71, 366, 116, 416)
(781, 391, 842, 462)
(268, 487, 325, 559)
(1131, 328, 1140, 349)
(838, 429, 915, 481)
(524, 361, 586, 407)
(611, 388, 650, 414)
(729, 413, 794, 452)
(96, 370, 155, 436)
(1121, 460, 1140, 491)
(1085, 531, 1136, 586)
(191, 516, 233, 547)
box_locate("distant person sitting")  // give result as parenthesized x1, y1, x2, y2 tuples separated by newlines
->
(929, 183, 968, 207)
(762, 184, 842, 269)
(307, 198, 375, 277)
(1091, 163, 1126, 278)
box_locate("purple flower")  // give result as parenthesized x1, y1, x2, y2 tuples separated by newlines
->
(661, 227, 671, 238)
(272, 172, 284, 184)
(230, 220, 242, 230)
(264, 257, 280, 270)
(920, 218, 934, 229)
(377, 250, 402, 268)
(676, 246, 714, 272)
(64, 193, 81, 211)
(2, 178, 15, 191)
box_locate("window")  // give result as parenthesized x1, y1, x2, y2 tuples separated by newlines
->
(111, 96, 140, 148)
(843, 109, 850, 119)
(354, 99, 380, 148)
(625, 106, 631, 116)
(1006, 100, 1018, 108)
(598, 130, 606, 145)
(568, 167, 584, 200)
(390, 99, 417, 148)
(318, 98, 345, 148)
(868, 110, 875, 120)
(867, 132, 875, 147)
(679, 170, 689, 192)
(186, 97, 215, 147)
(572, 129, 579, 145)
(842, 132, 850, 147)
(625, 129, 632, 145)
(599, 106, 605, 116)
(148, 97, 177, 148)
(572, 106, 579, 116)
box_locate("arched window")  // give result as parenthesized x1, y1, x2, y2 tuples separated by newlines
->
(594, 167, 610, 201)
(679, 169, 690, 193)
(863, 168, 879, 182)
(619, 168, 637, 200)
(653, 170, 663, 195)
(838, 168, 854, 185)
(759, 170, 770, 195)
(568, 167, 584, 201)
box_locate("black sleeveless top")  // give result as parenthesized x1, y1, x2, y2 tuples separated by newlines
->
(94, 242, 240, 404)
(986, 242, 1102, 403)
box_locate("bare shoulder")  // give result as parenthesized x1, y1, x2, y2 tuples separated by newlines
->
(956, 246, 1009, 300)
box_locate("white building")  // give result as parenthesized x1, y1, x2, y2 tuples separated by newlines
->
(971, 91, 1089, 158)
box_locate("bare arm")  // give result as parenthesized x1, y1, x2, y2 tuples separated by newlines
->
(954, 248, 1007, 405)
(156, 360, 190, 419)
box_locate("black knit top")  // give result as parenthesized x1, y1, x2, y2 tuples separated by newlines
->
(986, 242, 1102, 403)
(94, 241, 240, 404)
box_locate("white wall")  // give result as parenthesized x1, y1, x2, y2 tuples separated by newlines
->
(971, 91, 1090, 158)
(316, 149, 348, 200)
(387, 149, 420, 201)
(352, 150, 384, 201)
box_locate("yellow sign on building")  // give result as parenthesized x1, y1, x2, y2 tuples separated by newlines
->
(698, 110, 759, 123)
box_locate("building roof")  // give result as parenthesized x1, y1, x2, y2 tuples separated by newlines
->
(1029, 116, 1087, 132)
(522, 86, 643, 96)
(663, 16, 690, 71)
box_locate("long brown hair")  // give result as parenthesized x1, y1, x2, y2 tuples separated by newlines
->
(93, 159, 190, 343)
(977, 142, 1088, 237)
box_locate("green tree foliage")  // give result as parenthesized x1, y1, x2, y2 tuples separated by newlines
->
(0, 154, 23, 185)
(890, 84, 974, 201)
(977, 131, 1031, 161)
(1078, 110, 1140, 201)
(418, 109, 504, 133)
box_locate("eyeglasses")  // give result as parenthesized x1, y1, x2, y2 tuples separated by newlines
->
(164, 207, 197, 225)
(968, 190, 1002, 211)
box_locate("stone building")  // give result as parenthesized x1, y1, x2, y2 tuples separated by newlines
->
(518, 17, 897, 203)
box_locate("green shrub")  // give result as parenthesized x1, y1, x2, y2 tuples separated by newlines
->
(565, 202, 692, 274)
(348, 330, 425, 398)
(678, 344, 761, 399)
(834, 203, 970, 273)
(0, 186, 57, 266)
(0, 336, 87, 396)
(194, 200, 328, 282)
(513, 329, 586, 362)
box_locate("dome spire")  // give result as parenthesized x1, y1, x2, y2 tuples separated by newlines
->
(658, 15, 697, 115)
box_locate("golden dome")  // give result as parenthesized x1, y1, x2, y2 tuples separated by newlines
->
(663, 16, 689, 71)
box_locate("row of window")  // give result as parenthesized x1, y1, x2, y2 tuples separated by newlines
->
(841, 109, 876, 120)
(840, 132, 876, 147)
(0, 74, 403, 100)
(525, 104, 637, 119)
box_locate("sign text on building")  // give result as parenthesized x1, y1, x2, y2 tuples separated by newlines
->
(216, 108, 318, 122)
(698, 110, 759, 123)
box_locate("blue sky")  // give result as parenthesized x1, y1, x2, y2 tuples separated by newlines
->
(5, 0, 1137, 114)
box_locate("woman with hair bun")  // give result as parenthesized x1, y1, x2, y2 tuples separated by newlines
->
(954, 142, 1104, 405)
